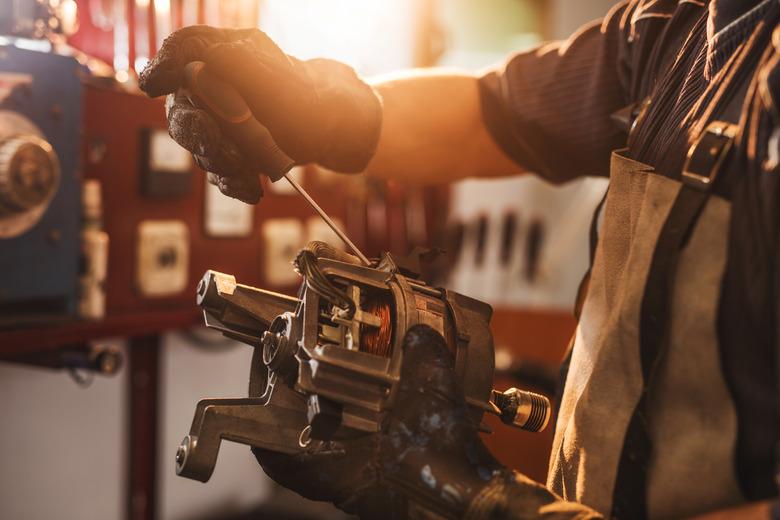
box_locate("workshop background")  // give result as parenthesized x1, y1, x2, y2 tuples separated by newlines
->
(0, 1, 612, 519)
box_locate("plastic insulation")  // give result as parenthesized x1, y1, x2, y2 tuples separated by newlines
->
(294, 249, 356, 317)
(304, 240, 363, 266)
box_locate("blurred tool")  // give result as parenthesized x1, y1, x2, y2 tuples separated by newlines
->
(182, 60, 370, 265)
(0, 343, 122, 378)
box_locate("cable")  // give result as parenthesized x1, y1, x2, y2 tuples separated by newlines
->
(294, 249, 356, 317)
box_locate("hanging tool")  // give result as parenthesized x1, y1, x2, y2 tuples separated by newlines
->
(182, 61, 370, 265)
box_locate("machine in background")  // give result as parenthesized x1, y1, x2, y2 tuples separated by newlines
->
(0, 46, 82, 325)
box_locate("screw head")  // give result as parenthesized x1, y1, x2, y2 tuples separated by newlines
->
(261, 331, 278, 348)
(175, 444, 186, 465)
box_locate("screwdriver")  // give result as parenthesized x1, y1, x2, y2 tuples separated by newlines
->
(182, 61, 371, 266)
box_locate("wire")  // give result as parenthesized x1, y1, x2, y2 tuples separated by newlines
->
(361, 296, 392, 358)
(294, 249, 356, 317)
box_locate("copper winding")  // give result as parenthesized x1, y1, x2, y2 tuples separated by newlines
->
(360, 296, 393, 358)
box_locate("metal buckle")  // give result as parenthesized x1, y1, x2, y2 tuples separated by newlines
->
(611, 97, 651, 135)
(681, 121, 738, 191)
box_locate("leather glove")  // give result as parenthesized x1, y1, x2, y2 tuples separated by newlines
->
(253, 324, 602, 520)
(139, 26, 383, 204)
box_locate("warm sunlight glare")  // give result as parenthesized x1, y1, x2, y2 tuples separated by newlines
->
(260, 0, 414, 74)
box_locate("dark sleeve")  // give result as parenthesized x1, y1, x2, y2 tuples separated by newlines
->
(716, 43, 780, 499)
(478, 2, 636, 183)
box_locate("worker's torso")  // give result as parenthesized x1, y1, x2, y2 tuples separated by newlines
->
(550, 1, 780, 517)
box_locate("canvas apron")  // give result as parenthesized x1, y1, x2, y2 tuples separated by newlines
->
(546, 15, 778, 519)
(547, 149, 741, 519)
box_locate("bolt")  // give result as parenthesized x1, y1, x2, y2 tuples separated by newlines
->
(261, 331, 277, 348)
(262, 330, 289, 370)
(175, 444, 186, 465)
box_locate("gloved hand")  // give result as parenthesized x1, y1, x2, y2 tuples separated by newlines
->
(139, 26, 383, 204)
(253, 324, 602, 520)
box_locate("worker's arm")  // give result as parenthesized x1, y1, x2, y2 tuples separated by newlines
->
(367, 69, 525, 184)
(141, 27, 524, 204)
(371, 0, 638, 185)
(140, 0, 635, 203)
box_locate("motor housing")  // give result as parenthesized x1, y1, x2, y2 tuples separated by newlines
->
(176, 246, 549, 482)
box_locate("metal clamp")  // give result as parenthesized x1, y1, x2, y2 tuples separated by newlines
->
(682, 121, 738, 191)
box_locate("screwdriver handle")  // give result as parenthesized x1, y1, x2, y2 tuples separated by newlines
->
(182, 61, 294, 181)
(182, 62, 371, 264)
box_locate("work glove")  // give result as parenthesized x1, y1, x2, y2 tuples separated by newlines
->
(139, 25, 383, 203)
(253, 324, 602, 520)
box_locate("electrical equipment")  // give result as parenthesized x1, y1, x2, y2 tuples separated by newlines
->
(136, 220, 190, 298)
(140, 128, 193, 198)
(203, 178, 254, 238)
(175, 245, 551, 482)
(0, 13, 383, 332)
(171, 62, 552, 480)
(261, 218, 304, 286)
(79, 180, 109, 320)
(446, 176, 608, 308)
(0, 46, 82, 325)
(78, 80, 354, 316)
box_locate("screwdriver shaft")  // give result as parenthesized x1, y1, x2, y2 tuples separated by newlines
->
(284, 173, 370, 266)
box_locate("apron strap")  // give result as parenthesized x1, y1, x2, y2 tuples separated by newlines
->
(611, 9, 780, 518)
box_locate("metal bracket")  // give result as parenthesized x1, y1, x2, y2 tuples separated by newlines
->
(175, 396, 308, 482)
(196, 270, 299, 346)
